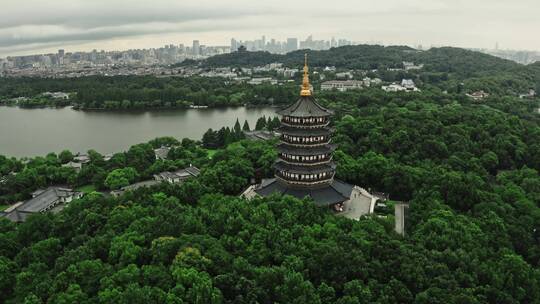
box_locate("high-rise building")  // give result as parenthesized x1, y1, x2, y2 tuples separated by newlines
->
(57, 49, 65, 65)
(286, 38, 298, 53)
(231, 38, 238, 52)
(192, 40, 200, 56)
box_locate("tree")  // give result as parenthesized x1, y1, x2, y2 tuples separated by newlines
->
(170, 268, 222, 304)
(267, 116, 281, 131)
(58, 150, 74, 164)
(242, 120, 250, 131)
(49, 284, 88, 304)
(104, 167, 138, 190)
(255, 116, 267, 130)
(126, 144, 155, 173)
(233, 119, 242, 135)
(0, 257, 15, 302)
(276, 271, 321, 304)
(202, 129, 218, 149)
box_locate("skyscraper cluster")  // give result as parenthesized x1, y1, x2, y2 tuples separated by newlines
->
(231, 35, 353, 53)
(0, 42, 230, 71)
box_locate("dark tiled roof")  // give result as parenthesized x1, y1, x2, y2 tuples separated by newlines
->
(254, 178, 353, 206)
(277, 96, 333, 117)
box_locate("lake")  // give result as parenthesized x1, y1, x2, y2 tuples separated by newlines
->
(0, 106, 278, 157)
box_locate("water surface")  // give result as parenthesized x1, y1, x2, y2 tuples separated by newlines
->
(0, 106, 277, 157)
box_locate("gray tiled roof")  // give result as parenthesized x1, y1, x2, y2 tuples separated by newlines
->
(20, 187, 75, 213)
(1, 187, 81, 222)
(122, 180, 159, 191)
(159, 172, 179, 179)
(155, 166, 200, 181)
(154, 147, 171, 159)
(244, 131, 276, 141)
(184, 166, 200, 176)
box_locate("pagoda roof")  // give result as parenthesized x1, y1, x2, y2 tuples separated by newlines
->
(274, 161, 336, 174)
(254, 178, 353, 206)
(277, 96, 333, 117)
(277, 143, 337, 155)
(278, 126, 333, 137)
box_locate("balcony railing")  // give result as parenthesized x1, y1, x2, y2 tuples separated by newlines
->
(281, 137, 331, 146)
(279, 155, 333, 166)
(280, 121, 330, 129)
(275, 174, 334, 186)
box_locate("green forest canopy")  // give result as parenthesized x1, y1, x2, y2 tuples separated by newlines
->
(1, 77, 540, 302)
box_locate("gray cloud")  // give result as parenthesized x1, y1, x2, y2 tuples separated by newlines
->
(0, 0, 539, 57)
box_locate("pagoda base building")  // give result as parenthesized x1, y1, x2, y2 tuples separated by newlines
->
(242, 56, 378, 219)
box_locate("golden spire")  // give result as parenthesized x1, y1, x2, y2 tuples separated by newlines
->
(300, 53, 312, 96)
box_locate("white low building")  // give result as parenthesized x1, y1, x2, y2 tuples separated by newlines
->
(42, 92, 70, 100)
(466, 90, 490, 101)
(382, 79, 419, 92)
(321, 80, 365, 91)
(248, 77, 278, 85)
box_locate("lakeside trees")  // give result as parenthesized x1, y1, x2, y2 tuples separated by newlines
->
(1, 46, 538, 112)
(0, 76, 298, 110)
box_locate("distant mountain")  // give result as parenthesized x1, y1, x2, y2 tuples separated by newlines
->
(415, 47, 520, 77)
(199, 45, 539, 95)
(202, 45, 418, 70)
(201, 45, 520, 72)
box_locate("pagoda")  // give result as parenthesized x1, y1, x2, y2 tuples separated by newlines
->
(243, 55, 376, 214)
(274, 55, 336, 188)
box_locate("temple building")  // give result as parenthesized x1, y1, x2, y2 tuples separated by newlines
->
(243, 55, 378, 219)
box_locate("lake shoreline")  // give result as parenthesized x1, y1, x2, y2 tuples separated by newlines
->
(0, 106, 277, 158)
(0, 103, 282, 112)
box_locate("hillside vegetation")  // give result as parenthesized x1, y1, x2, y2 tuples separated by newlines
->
(1, 45, 540, 303)
(202, 45, 539, 95)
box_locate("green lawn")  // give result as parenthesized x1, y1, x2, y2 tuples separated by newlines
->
(76, 184, 97, 194)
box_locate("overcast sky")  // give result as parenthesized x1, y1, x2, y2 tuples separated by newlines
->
(1, 0, 538, 57)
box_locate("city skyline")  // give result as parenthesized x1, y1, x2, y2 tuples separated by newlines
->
(2, 34, 538, 60)
(1, 0, 539, 58)
(0, 35, 357, 74)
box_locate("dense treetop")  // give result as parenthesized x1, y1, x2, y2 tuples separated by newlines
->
(1, 82, 540, 302)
